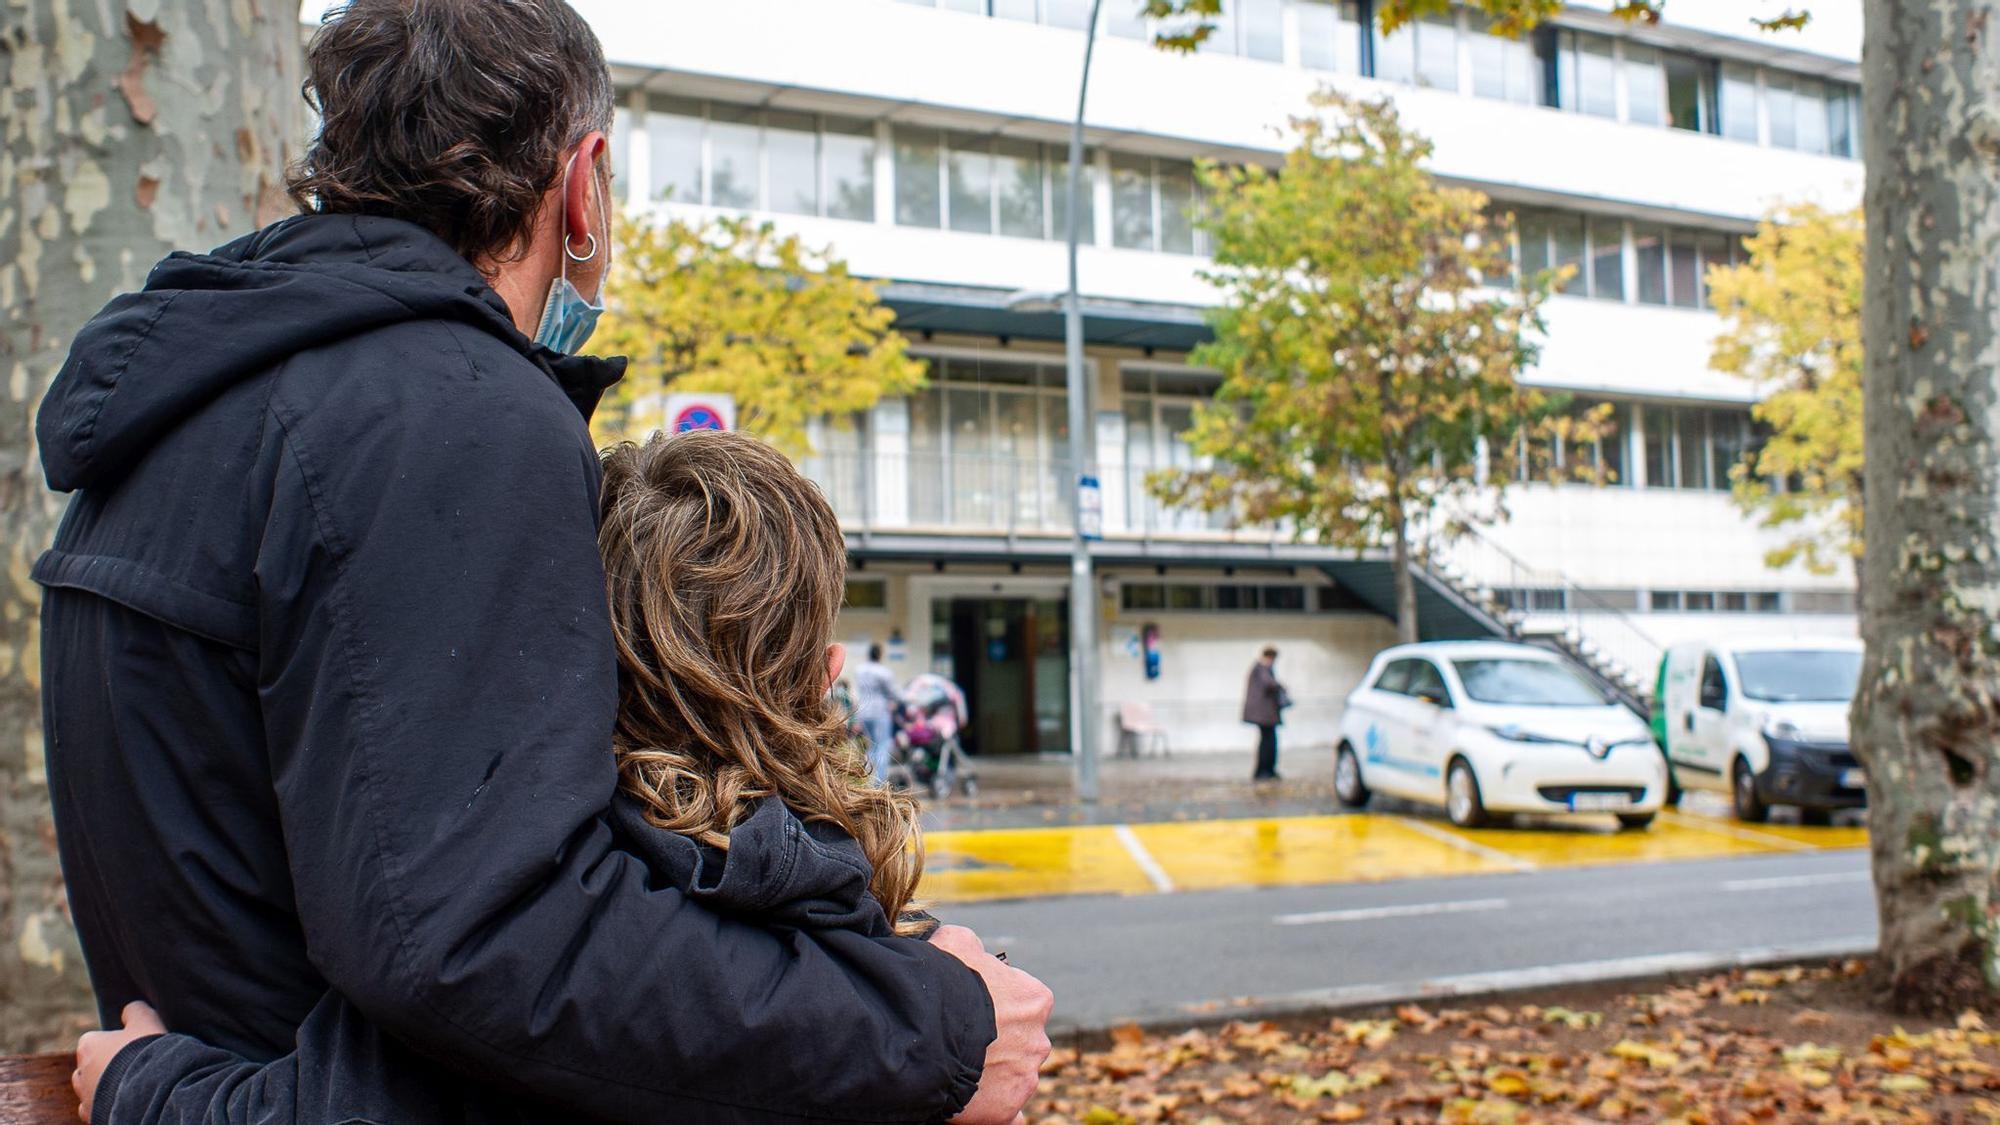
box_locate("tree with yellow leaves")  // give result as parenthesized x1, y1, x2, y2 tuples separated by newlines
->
(590, 214, 926, 453)
(1706, 204, 1864, 592)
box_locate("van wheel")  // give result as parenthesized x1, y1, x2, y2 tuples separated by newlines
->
(1617, 812, 1657, 831)
(1732, 757, 1770, 823)
(1334, 743, 1370, 809)
(1446, 759, 1488, 829)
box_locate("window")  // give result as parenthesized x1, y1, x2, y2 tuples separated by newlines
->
(1719, 62, 1759, 142)
(1634, 224, 1668, 305)
(1119, 581, 1318, 613)
(1406, 661, 1452, 706)
(646, 96, 703, 203)
(705, 105, 759, 209)
(995, 139, 1044, 239)
(1676, 408, 1708, 488)
(894, 128, 943, 227)
(1453, 659, 1610, 706)
(1051, 149, 1095, 245)
(1644, 406, 1674, 489)
(1764, 73, 1798, 150)
(1735, 650, 1862, 703)
(1377, 14, 1459, 90)
(1469, 19, 1541, 104)
(1709, 408, 1748, 490)
(1589, 217, 1625, 301)
(610, 107, 632, 197)
(1189, 0, 1282, 60)
(1828, 83, 1860, 159)
(1664, 52, 1712, 132)
(641, 100, 878, 221)
(1623, 43, 1665, 126)
(948, 132, 995, 234)
(1551, 212, 1587, 296)
(1557, 31, 1618, 119)
(1699, 655, 1727, 708)
(824, 120, 877, 222)
(1111, 156, 1204, 255)
(843, 579, 889, 610)
(765, 111, 819, 216)
(1375, 659, 1418, 695)
(1296, 0, 1363, 74)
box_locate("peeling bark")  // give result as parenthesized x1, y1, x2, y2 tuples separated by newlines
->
(0, 0, 300, 1049)
(1858, 0, 2000, 1015)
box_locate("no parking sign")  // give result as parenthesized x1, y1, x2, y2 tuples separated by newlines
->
(665, 393, 736, 434)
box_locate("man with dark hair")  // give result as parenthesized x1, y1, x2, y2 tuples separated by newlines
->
(40, 1, 1046, 1121)
(1243, 646, 1289, 781)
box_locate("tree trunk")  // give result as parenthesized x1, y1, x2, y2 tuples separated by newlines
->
(1390, 507, 1420, 645)
(1855, 0, 2000, 1015)
(0, 0, 301, 1050)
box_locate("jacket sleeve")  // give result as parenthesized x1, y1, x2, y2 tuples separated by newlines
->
(240, 373, 994, 1123)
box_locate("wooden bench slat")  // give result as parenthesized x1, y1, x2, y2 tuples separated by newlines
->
(0, 1053, 80, 1125)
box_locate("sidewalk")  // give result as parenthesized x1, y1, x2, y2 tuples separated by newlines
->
(917, 745, 1338, 831)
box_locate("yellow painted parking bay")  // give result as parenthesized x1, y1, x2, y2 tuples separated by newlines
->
(920, 809, 1866, 905)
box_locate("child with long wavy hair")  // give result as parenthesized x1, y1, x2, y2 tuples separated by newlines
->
(599, 428, 925, 931)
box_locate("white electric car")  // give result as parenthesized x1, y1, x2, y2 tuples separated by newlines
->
(1335, 641, 1667, 829)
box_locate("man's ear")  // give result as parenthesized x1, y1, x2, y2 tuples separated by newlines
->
(826, 644, 847, 693)
(562, 131, 609, 248)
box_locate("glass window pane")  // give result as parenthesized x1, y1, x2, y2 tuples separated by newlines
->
(1375, 23, 1416, 85)
(1765, 73, 1798, 149)
(947, 133, 994, 234)
(1518, 209, 1552, 278)
(1633, 224, 1668, 305)
(1589, 217, 1624, 301)
(1677, 408, 1708, 489)
(1828, 84, 1856, 158)
(1051, 147, 1094, 245)
(1709, 408, 1745, 491)
(1416, 15, 1459, 90)
(1664, 53, 1707, 132)
(992, 0, 1036, 19)
(1470, 24, 1536, 104)
(1624, 44, 1664, 126)
(1111, 153, 1155, 250)
(1794, 77, 1829, 155)
(707, 105, 759, 209)
(824, 118, 876, 222)
(1044, 0, 1093, 30)
(1551, 213, 1587, 296)
(1196, 7, 1238, 54)
(894, 128, 942, 228)
(1575, 34, 1617, 118)
(610, 106, 632, 201)
(1297, 0, 1361, 73)
(1669, 230, 1700, 307)
(765, 110, 818, 216)
(1242, 0, 1284, 61)
(1685, 591, 1715, 612)
(1600, 403, 1627, 485)
(646, 95, 703, 203)
(1106, 4, 1148, 38)
(1696, 232, 1729, 307)
(995, 138, 1045, 239)
(1158, 162, 1197, 254)
(1719, 62, 1759, 142)
(1645, 406, 1673, 488)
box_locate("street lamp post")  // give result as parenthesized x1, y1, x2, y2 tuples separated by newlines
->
(1065, 0, 1106, 803)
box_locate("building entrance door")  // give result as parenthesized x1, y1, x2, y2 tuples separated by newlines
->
(944, 597, 1070, 755)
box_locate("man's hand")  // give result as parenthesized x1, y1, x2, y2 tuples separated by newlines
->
(932, 924, 1053, 1125)
(74, 1001, 167, 1122)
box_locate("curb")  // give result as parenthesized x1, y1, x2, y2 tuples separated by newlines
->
(1052, 936, 1878, 1038)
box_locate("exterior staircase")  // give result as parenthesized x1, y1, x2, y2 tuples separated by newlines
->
(1319, 529, 1663, 718)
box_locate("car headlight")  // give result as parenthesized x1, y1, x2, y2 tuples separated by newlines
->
(1763, 715, 1804, 740)
(1486, 724, 1566, 744)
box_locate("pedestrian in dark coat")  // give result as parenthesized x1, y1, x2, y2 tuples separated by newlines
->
(1243, 647, 1289, 781)
(44, 3, 1047, 1122)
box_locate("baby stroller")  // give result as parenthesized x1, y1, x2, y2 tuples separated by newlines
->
(888, 673, 977, 800)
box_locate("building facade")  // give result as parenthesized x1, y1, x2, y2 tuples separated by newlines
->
(578, 0, 1864, 755)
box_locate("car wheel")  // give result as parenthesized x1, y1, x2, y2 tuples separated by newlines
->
(1334, 743, 1371, 809)
(1616, 812, 1657, 831)
(1732, 756, 1770, 823)
(1446, 759, 1488, 829)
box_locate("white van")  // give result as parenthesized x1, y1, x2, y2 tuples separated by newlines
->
(1653, 638, 1865, 823)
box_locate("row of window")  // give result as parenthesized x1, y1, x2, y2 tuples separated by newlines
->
(1516, 400, 1755, 494)
(1495, 586, 1785, 614)
(1499, 206, 1747, 310)
(1118, 582, 1366, 613)
(892, 0, 1860, 159)
(1649, 589, 1785, 613)
(622, 98, 880, 221)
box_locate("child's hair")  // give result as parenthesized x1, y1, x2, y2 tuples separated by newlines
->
(598, 430, 923, 929)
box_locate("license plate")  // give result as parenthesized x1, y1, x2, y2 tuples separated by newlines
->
(1841, 769, 1866, 788)
(1572, 792, 1633, 812)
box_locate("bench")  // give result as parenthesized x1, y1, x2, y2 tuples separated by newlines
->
(1116, 701, 1172, 758)
(1, 1053, 78, 1123)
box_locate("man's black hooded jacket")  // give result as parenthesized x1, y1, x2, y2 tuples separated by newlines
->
(34, 214, 993, 1123)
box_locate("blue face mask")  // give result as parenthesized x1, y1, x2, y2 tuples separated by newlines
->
(533, 159, 607, 354)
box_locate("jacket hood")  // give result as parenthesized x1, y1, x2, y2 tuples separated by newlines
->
(608, 795, 891, 933)
(38, 213, 625, 493)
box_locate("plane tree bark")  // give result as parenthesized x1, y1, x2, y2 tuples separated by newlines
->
(0, 0, 300, 1049)
(1855, 0, 2000, 1015)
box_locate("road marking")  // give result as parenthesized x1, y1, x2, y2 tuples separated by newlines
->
(1395, 816, 1539, 871)
(1274, 897, 1509, 927)
(1723, 870, 1871, 892)
(1662, 811, 1816, 852)
(1114, 824, 1175, 893)
(1174, 936, 1879, 1024)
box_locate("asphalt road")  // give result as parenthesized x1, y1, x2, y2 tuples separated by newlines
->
(944, 846, 1877, 1033)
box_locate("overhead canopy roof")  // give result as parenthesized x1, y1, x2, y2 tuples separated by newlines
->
(877, 282, 1214, 352)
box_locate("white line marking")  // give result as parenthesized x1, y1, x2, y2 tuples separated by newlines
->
(1662, 812, 1816, 852)
(1173, 936, 1878, 1021)
(1274, 898, 1509, 926)
(1723, 870, 1870, 892)
(1395, 816, 1538, 871)
(1114, 824, 1175, 893)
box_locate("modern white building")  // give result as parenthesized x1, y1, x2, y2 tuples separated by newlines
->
(575, 0, 1864, 756)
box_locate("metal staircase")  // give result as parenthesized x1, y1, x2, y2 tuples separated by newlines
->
(1319, 529, 1663, 718)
